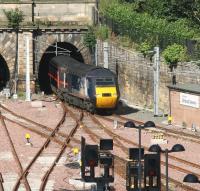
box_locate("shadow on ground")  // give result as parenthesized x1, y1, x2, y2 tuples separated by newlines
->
(65, 162, 80, 169)
(97, 100, 139, 116)
(115, 101, 139, 115)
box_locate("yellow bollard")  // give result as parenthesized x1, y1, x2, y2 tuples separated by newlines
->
(25, 133, 31, 145)
(168, 116, 172, 125)
(72, 147, 79, 155)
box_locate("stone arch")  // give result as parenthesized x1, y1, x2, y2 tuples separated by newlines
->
(36, 33, 92, 94)
(36, 33, 92, 66)
(0, 32, 16, 89)
(0, 32, 16, 76)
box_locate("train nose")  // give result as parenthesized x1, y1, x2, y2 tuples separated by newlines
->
(95, 87, 118, 108)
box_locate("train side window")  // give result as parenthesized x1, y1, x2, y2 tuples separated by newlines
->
(71, 74, 81, 91)
(87, 78, 93, 97)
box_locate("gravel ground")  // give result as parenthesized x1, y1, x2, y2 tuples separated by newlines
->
(0, 95, 200, 191)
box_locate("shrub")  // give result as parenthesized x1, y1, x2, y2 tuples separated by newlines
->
(3, 8, 24, 28)
(138, 42, 152, 57)
(95, 25, 109, 41)
(83, 26, 96, 51)
(162, 43, 187, 70)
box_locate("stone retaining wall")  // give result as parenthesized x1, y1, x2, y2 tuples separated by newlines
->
(96, 40, 200, 114)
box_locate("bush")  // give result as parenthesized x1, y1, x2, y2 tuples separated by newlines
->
(83, 26, 96, 51)
(162, 43, 187, 69)
(95, 25, 109, 41)
(138, 42, 152, 57)
(3, 8, 24, 28)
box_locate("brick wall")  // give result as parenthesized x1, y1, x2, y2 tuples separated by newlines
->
(170, 90, 200, 129)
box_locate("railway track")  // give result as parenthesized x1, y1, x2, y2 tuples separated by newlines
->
(0, 103, 82, 190)
(0, 113, 31, 191)
(67, 106, 200, 191)
(113, 114, 200, 144)
(92, 113, 200, 190)
(98, 114, 200, 173)
(1, 100, 199, 190)
(13, 102, 67, 190)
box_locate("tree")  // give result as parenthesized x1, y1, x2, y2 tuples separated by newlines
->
(162, 44, 187, 71)
(4, 8, 24, 95)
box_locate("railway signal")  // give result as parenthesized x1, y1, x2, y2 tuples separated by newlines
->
(144, 153, 161, 191)
(81, 137, 114, 190)
(81, 137, 98, 181)
(126, 148, 144, 191)
(99, 139, 114, 184)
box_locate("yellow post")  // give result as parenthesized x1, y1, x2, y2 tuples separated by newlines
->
(25, 133, 31, 144)
(168, 116, 172, 125)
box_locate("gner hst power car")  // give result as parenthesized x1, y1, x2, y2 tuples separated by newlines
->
(48, 55, 120, 113)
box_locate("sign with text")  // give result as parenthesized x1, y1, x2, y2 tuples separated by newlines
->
(180, 93, 199, 108)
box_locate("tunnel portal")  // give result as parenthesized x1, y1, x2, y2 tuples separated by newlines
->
(0, 55, 10, 91)
(38, 42, 85, 94)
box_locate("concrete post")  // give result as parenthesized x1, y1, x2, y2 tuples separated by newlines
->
(95, 43, 98, 66)
(153, 47, 160, 116)
(103, 41, 109, 69)
(25, 35, 31, 101)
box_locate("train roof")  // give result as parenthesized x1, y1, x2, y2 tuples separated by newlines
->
(50, 55, 115, 77)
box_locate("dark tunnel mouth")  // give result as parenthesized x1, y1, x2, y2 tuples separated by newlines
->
(0, 55, 10, 91)
(38, 42, 84, 94)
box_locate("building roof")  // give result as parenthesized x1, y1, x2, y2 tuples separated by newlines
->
(168, 83, 200, 94)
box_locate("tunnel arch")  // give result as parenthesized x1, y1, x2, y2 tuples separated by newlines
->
(38, 42, 85, 94)
(0, 55, 10, 91)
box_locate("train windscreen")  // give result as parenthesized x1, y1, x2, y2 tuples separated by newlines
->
(96, 78, 115, 86)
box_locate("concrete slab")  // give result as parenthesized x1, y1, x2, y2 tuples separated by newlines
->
(27, 175, 54, 191)
(0, 152, 13, 161)
(31, 101, 43, 108)
(2, 173, 19, 191)
(36, 156, 56, 165)
(69, 178, 96, 190)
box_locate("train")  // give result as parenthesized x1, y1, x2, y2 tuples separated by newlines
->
(48, 55, 120, 113)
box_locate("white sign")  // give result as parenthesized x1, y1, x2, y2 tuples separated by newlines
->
(180, 93, 199, 108)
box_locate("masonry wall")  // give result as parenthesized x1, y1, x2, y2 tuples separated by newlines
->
(96, 40, 200, 114)
(0, 1, 96, 25)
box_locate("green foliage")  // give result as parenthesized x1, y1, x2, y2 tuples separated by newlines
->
(118, 35, 133, 47)
(100, 1, 195, 45)
(122, 0, 200, 26)
(95, 25, 109, 41)
(83, 26, 96, 50)
(17, 91, 25, 99)
(3, 8, 24, 28)
(162, 44, 187, 66)
(138, 42, 152, 57)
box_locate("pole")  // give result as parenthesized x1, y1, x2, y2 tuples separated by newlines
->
(138, 126, 142, 191)
(153, 46, 160, 116)
(103, 41, 109, 69)
(56, 42, 58, 56)
(25, 35, 31, 101)
(95, 43, 98, 66)
(165, 149, 169, 191)
(32, 0, 35, 25)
